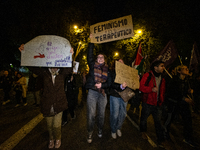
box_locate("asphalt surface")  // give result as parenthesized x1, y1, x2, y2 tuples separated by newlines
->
(0, 90, 200, 150)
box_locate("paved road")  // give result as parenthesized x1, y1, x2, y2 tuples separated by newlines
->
(0, 91, 199, 150)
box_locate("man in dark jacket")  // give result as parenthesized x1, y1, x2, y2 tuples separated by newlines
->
(86, 41, 111, 143)
(139, 61, 167, 147)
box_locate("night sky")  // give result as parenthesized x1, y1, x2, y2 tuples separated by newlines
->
(0, 0, 200, 65)
(1, 0, 200, 41)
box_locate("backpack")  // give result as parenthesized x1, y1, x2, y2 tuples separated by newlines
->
(144, 72, 152, 86)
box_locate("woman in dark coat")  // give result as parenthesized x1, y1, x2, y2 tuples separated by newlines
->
(19, 44, 73, 149)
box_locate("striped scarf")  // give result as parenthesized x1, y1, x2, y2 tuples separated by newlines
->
(94, 62, 108, 96)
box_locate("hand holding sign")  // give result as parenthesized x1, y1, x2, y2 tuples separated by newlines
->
(122, 82, 127, 88)
(19, 44, 24, 52)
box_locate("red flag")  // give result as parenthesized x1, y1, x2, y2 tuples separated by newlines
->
(132, 42, 143, 68)
(189, 42, 200, 73)
(151, 40, 178, 67)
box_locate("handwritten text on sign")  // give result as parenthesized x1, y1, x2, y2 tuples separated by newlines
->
(114, 61, 139, 90)
(90, 15, 134, 43)
(21, 35, 72, 67)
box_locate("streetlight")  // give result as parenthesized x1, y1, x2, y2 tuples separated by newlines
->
(137, 29, 142, 34)
(73, 25, 83, 34)
(115, 52, 119, 56)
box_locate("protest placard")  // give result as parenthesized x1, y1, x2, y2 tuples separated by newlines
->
(90, 15, 134, 43)
(114, 61, 139, 90)
(21, 35, 72, 67)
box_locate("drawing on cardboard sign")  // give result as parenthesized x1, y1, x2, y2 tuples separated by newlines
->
(21, 35, 72, 67)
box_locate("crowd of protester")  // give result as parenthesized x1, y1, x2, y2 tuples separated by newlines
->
(0, 40, 199, 149)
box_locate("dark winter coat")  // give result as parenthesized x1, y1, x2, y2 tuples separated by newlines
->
(85, 43, 111, 91)
(109, 71, 123, 98)
(166, 75, 190, 104)
(28, 67, 72, 117)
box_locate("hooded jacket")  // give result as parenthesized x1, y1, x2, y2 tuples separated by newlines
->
(139, 71, 165, 106)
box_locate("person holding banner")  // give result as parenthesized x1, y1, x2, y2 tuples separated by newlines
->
(19, 44, 73, 149)
(109, 59, 128, 139)
(85, 35, 112, 143)
(139, 61, 168, 148)
(164, 65, 199, 148)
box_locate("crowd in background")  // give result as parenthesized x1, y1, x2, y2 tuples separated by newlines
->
(0, 46, 200, 149)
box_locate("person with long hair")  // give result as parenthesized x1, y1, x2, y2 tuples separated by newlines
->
(109, 59, 128, 139)
(164, 65, 199, 148)
(85, 35, 112, 143)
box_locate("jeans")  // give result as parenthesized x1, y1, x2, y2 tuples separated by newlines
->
(140, 102, 165, 143)
(87, 89, 107, 134)
(110, 96, 127, 133)
(46, 112, 63, 140)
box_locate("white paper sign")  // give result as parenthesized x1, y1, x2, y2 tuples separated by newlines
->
(73, 61, 79, 73)
(90, 15, 134, 43)
(21, 35, 72, 67)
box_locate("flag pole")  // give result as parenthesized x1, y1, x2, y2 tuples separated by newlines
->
(164, 68, 172, 78)
(178, 55, 183, 65)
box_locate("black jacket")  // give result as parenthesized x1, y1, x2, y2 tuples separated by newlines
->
(166, 75, 191, 104)
(85, 43, 111, 92)
(109, 70, 124, 98)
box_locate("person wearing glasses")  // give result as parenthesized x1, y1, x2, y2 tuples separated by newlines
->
(85, 35, 111, 143)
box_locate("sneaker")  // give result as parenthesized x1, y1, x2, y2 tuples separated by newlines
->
(183, 139, 199, 148)
(55, 140, 61, 148)
(87, 134, 92, 143)
(23, 103, 27, 106)
(111, 132, 117, 139)
(48, 140, 54, 149)
(62, 121, 68, 126)
(15, 104, 20, 107)
(97, 130, 102, 138)
(117, 130, 122, 137)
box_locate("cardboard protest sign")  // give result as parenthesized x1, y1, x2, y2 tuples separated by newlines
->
(90, 15, 134, 43)
(21, 35, 72, 67)
(114, 61, 139, 90)
(73, 61, 79, 73)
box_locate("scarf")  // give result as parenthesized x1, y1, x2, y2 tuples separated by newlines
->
(94, 62, 108, 96)
(49, 68, 60, 85)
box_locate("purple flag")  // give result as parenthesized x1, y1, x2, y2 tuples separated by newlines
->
(151, 40, 178, 67)
(189, 42, 200, 73)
